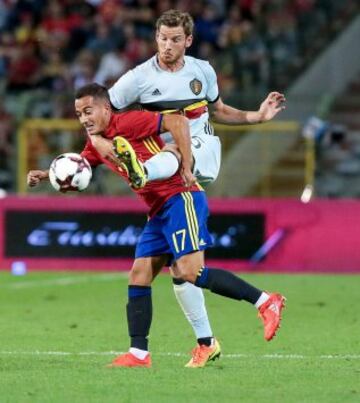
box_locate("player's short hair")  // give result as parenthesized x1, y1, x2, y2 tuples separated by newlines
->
(156, 9, 194, 36)
(75, 83, 110, 103)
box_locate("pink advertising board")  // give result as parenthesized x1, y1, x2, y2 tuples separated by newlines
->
(1, 196, 360, 273)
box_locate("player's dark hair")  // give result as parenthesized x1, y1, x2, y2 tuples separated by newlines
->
(156, 9, 194, 36)
(75, 83, 110, 102)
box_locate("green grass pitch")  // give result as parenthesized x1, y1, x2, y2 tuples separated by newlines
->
(0, 271, 359, 403)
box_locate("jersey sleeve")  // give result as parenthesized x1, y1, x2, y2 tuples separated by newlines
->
(116, 111, 163, 141)
(203, 61, 219, 103)
(80, 140, 103, 168)
(108, 70, 139, 110)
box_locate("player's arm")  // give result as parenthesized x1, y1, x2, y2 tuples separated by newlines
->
(209, 92, 286, 125)
(27, 170, 49, 187)
(160, 114, 195, 184)
(88, 135, 119, 165)
(27, 140, 102, 189)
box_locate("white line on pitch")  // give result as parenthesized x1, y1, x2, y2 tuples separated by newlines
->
(0, 351, 359, 360)
(0, 273, 128, 289)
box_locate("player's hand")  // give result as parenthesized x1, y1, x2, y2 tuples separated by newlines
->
(181, 167, 196, 187)
(258, 92, 286, 122)
(27, 170, 49, 187)
(90, 135, 119, 165)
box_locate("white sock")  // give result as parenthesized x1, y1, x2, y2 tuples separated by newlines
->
(255, 292, 270, 309)
(129, 347, 149, 360)
(144, 151, 179, 181)
(173, 282, 213, 339)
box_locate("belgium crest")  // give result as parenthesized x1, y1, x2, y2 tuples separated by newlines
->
(190, 78, 202, 95)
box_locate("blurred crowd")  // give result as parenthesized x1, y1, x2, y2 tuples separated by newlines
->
(0, 0, 357, 192)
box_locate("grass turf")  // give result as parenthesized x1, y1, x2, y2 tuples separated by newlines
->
(0, 271, 359, 403)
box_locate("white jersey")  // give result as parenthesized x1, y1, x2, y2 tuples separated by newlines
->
(109, 55, 221, 183)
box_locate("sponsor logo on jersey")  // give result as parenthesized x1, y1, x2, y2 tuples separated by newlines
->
(190, 79, 202, 95)
(151, 88, 162, 96)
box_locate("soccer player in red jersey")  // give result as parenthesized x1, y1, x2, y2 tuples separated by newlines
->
(28, 83, 286, 368)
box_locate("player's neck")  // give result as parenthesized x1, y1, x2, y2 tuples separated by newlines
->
(157, 54, 185, 72)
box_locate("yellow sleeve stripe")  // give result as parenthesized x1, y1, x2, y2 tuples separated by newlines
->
(181, 192, 199, 250)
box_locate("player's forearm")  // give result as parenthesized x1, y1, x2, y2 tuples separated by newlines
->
(211, 104, 263, 125)
(162, 115, 193, 170)
(36, 169, 49, 180)
(171, 120, 193, 170)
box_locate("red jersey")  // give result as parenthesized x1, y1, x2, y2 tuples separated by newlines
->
(81, 110, 202, 217)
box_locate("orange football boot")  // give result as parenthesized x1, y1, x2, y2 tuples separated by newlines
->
(185, 338, 221, 368)
(258, 293, 286, 341)
(108, 352, 152, 368)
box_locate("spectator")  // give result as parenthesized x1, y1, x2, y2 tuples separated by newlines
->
(70, 49, 97, 89)
(194, 2, 223, 47)
(94, 46, 129, 87)
(0, 101, 14, 191)
(0, 0, 356, 130)
(230, 20, 268, 89)
(86, 20, 121, 57)
(39, 50, 70, 91)
(6, 41, 40, 92)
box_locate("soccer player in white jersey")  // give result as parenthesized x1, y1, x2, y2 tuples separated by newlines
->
(108, 9, 286, 368)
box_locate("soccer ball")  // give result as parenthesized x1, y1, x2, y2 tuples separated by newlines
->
(49, 153, 92, 192)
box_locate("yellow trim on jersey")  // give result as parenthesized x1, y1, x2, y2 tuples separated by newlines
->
(160, 100, 208, 115)
(161, 108, 179, 115)
(184, 100, 208, 111)
(148, 136, 161, 152)
(181, 192, 199, 250)
(143, 140, 156, 154)
(143, 137, 161, 154)
(196, 182, 204, 191)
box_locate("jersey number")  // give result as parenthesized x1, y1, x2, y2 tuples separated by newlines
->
(172, 229, 187, 253)
(191, 136, 205, 149)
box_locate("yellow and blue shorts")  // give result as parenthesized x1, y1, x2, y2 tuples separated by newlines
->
(135, 191, 213, 261)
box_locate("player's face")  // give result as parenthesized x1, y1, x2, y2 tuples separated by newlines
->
(156, 25, 192, 65)
(75, 96, 111, 136)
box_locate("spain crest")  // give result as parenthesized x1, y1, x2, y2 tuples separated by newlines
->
(190, 78, 202, 95)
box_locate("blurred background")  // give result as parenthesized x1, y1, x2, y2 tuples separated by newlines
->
(1, 0, 360, 271)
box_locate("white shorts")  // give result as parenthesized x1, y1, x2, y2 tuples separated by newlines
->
(191, 135, 221, 184)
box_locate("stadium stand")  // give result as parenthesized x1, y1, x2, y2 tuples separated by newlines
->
(316, 74, 360, 197)
(0, 0, 358, 195)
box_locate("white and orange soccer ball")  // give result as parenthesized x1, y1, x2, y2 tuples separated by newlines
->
(49, 153, 92, 192)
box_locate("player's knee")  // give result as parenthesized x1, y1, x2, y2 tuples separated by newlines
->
(129, 265, 150, 286)
(162, 144, 181, 163)
(175, 261, 200, 284)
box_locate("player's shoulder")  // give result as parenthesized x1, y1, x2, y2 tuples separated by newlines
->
(185, 55, 215, 72)
(113, 110, 145, 123)
(132, 55, 157, 76)
(112, 110, 158, 127)
(185, 55, 217, 82)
